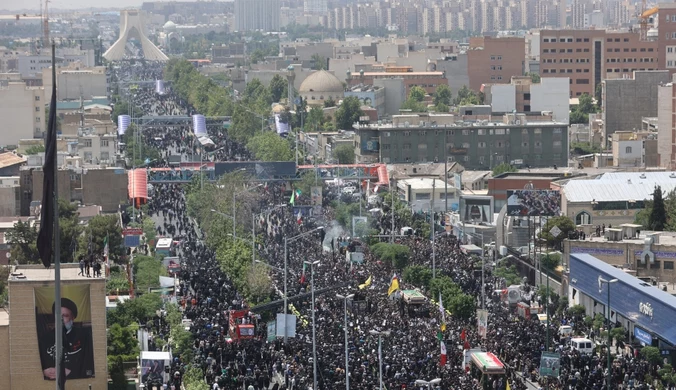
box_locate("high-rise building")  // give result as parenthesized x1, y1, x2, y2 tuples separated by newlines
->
(539, 30, 658, 97)
(304, 0, 327, 15)
(234, 0, 280, 32)
(467, 36, 526, 91)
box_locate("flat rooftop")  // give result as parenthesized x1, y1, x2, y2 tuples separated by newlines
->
(569, 231, 676, 246)
(8, 264, 102, 282)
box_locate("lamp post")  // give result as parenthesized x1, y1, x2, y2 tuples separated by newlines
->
(283, 226, 324, 344)
(599, 276, 618, 390)
(466, 231, 486, 309)
(305, 260, 320, 390)
(414, 378, 441, 389)
(369, 329, 391, 390)
(336, 293, 355, 390)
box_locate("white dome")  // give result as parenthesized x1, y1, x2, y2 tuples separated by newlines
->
(299, 70, 344, 93)
(163, 21, 177, 32)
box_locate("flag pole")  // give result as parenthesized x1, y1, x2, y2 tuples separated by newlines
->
(50, 41, 64, 390)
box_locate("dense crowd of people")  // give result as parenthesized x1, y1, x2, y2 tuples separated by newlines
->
(111, 61, 664, 390)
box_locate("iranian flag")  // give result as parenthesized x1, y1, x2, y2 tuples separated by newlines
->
(300, 262, 307, 284)
(296, 210, 303, 224)
(440, 341, 447, 366)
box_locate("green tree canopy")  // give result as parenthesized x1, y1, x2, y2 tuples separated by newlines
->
(133, 255, 167, 292)
(370, 242, 410, 269)
(311, 53, 327, 70)
(25, 144, 45, 155)
(649, 185, 667, 231)
(403, 265, 433, 287)
(408, 86, 426, 102)
(434, 84, 452, 106)
(333, 143, 355, 164)
(454, 85, 480, 106)
(247, 131, 294, 161)
(335, 96, 363, 130)
(79, 214, 123, 263)
(539, 216, 576, 250)
(492, 162, 517, 177)
(269, 74, 288, 103)
(306, 106, 326, 130)
(6, 220, 38, 264)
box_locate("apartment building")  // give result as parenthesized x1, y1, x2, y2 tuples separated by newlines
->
(233, 0, 280, 32)
(0, 82, 45, 146)
(42, 62, 107, 101)
(345, 71, 447, 96)
(540, 30, 658, 97)
(467, 36, 525, 92)
(354, 112, 568, 170)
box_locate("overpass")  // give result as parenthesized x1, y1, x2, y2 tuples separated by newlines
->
(297, 163, 389, 186)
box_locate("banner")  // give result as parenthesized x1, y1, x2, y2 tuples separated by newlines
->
(459, 195, 493, 223)
(311, 186, 323, 206)
(506, 189, 561, 217)
(477, 309, 488, 339)
(539, 352, 561, 378)
(267, 321, 277, 342)
(35, 284, 95, 380)
(141, 351, 172, 385)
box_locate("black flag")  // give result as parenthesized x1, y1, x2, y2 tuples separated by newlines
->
(37, 46, 58, 268)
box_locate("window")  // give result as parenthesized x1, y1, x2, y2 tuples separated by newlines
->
(462, 143, 470, 148)
(403, 144, 411, 150)
(382, 144, 391, 150)
(101, 152, 110, 161)
(651, 261, 661, 270)
(576, 79, 590, 84)
(84, 139, 92, 148)
(490, 65, 496, 70)
(584, 38, 589, 42)
(553, 141, 562, 148)
(543, 38, 550, 43)
(478, 142, 486, 148)
(490, 55, 495, 60)
(495, 129, 506, 135)
(35, 96, 40, 101)
(522, 142, 529, 147)
(462, 130, 469, 135)
(100, 139, 109, 147)
(524, 93, 531, 100)
(625, 146, 633, 154)
(35, 106, 40, 112)
(35, 117, 40, 123)
(403, 131, 411, 136)
(497, 76, 502, 80)
(478, 129, 486, 135)
(665, 261, 675, 270)
(497, 56, 502, 60)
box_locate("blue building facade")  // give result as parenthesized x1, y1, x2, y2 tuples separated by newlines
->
(569, 253, 676, 347)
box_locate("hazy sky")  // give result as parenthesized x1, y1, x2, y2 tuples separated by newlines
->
(3, 0, 215, 12)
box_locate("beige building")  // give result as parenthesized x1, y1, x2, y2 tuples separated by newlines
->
(299, 70, 345, 107)
(611, 131, 658, 168)
(564, 229, 676, 284)
(0, 264, 107, 390)
(397, 177, 456, 212)
(0, 82, 46, 146)
(42, 63, 108, 101)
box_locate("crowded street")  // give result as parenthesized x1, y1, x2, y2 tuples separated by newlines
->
(113, 61, 659, 390)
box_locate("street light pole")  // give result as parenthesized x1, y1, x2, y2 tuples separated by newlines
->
(305, 260, 320, 390)
(251, 212, 255, 266)
(369, 330, 390, 390)
(337, 293, 355, 390)
(283, 226, 324, 345)
(599, 277, 618, 390)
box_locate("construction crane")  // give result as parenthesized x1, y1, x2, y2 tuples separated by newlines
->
(640, 1, 659, 41)
(43, 0, 50, 48)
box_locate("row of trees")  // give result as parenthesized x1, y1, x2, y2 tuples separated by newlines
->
(635, 186, 676, 231)
(6, 201, 123, 265)
(400, 85, 482, 113)
(185, 172, 272, 305)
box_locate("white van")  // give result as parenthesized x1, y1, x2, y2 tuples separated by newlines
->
(570, 337, 594, 355)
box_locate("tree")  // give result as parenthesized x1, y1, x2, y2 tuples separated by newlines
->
(230, 105, 262, 143)
(569, 110, 588, 125)
(641, 346, 662, 365)
(311, 53, 327, 70)
(408, 86, 426, 102)
(333, 143, 355, 164)
(403, 265, 433, 287)
(269, 74, 288, 103)
(247, 132, 294, 161)
(370, 242, 410, 269)
(525, 72, 541, 83)
(134, 255, 167, 291)
(434, 84, 452, 106)
(107, 293, 163, 327)
(541, 253, 561, 272)
(245, 264, 272, 305)
(649, 185, 667, 231)
(492, 162, 517, 177)
(24, 144, 45, 155)
(433, 103, 449, 113)
(595, 83, 603, 109)
(80, 215, 123, 263)
(493, 264, 522, 286)
(250, 49, 265, 64)
(306, 106, 325, 130)
(454, 85, 480, 106)
(335, 96, 363, 130)
(449, 293, 476, 320)
(324, 98, 337, 108)
(577, 93, 597, 114)
(539, 216, 576, 250)
(108, 322, 140, 360)
(6, 220, 39, 264)
(401, 98, 427, 112)
(216, 239, 253, 292)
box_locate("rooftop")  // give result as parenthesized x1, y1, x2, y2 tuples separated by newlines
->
(398, 177, 449, 190)
(564, 171, 676, 202)
(359, 72, 445, 77)
(8, 264, 98, 282)
(0, 152, 26, 169)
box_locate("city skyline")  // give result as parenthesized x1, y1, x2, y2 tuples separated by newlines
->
(1, 0, 207, 12)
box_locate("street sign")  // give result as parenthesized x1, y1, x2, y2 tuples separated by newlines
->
(123, 228, 143, 236)
(124, 235, 141, 247)
(549, 226, 562, 238)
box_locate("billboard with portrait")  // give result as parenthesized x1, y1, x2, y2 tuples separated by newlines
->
(35, 284, 95, 381)
(506, 190, 561, 216)
(539, 352, 561, 378)
(141, 351, 172, 385)
(459, 195, 493, 223)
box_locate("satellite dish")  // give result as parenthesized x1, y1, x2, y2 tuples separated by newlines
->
(6, 252, 10, 258)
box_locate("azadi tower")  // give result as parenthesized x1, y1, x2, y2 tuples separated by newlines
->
(103, 9, 169, 61)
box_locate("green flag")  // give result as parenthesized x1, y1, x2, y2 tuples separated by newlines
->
(289, 190, 295, 205)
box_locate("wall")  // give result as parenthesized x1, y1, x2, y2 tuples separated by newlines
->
(374, 78, 406, 116)
(657, 82, 674, 168)
(613, 139, 644, 167)
(467, 36, 525, 92)
(531, 77, 570, 124)
(436, 53, 469, 98)
(0, 83, 45, 146)
(0, 186, 20, 216)
(603, 71, 670, 136)
(0, 319, 8, 390)
(31, 170, 71, 203)
(81, 168, 128, 213)
(7, 271, 107, 389)
(488, 84, 516, 112)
